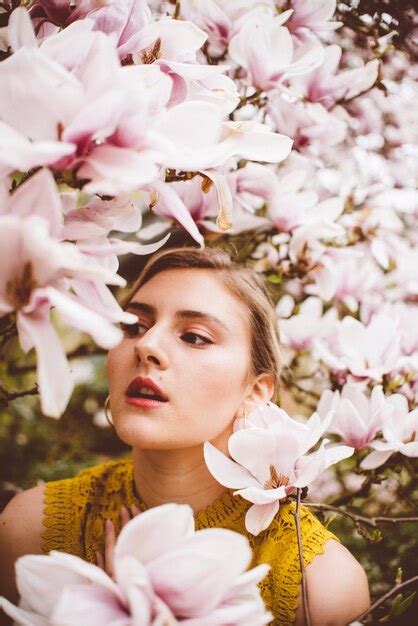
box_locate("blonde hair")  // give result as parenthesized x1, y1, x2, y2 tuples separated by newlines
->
(121, 247, 282, 398)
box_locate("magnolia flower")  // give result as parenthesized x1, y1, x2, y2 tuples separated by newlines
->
(29, 0, 207, 65)
(287, 0, 342, 38)
(291, 45, 379, 109)
(28, 0, 152, 48)
(267, 167, 344, 235)
(278, 296, 325, 351)
(317, 384, 388, 449)
(204, 402, 353, 535)
(148, 167, 271, 241)
(268, 96, 347, 150)
(1, 16, 167, 191)
(0, 504, 271, 625)
(4, 10, 291, 191)
(305, 247, 384, 311)
(314, 313, 402, 382)
(228, 8, 324, 91)
(158, 110, 293, 171)
(360, 394, 418, 470)
(180, 0, 272, 56)
(0, 171, 137, 417)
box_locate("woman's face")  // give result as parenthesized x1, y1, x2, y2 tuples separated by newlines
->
(107, 268, 256, 451)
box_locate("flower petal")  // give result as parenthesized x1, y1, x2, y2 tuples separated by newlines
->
(0, 597, 49, 626)
(8, 7, 37, 52)
(51, 584, 131, 626)
(150, 180, 205, 247)
(8, 168, 63, 238)
(115, 503, 195, 565)
(147, 529, 251, 618)
(401, 442, 418, 458)
(203, 441, 260, 489)
(16, 307, 73, 418)
(79, 145, 160, 195)
(244, 501, 280, 536)
(236, 485, 287, 504)
(41, 286, 123, 349)
(360, 449, 393, 470)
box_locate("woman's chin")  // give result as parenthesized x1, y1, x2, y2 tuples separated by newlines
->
(113, 414, 181, 449)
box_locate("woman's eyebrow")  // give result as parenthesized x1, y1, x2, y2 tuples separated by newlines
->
(125, 302, 230, 332)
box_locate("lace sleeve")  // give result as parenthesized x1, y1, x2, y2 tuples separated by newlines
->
(41, 466, 100, 558)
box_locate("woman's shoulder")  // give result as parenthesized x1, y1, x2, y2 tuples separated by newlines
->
(294, 538, 370, 626)
(0, 484, 46, 605)
(264, 503, 369, 625)
(0, 483, 46, 554)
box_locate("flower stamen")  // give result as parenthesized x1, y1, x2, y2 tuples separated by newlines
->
(264, 465, 290, 490)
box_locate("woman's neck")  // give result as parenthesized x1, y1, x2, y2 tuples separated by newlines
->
(132, 446, 228, 515)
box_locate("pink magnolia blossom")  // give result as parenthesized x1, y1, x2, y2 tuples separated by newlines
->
(288, 217, 344, 266)
(0, 170, 136, 417)
(155, 60, 239, 113)
(0, 120, 75, 178)
(1, 18, 167, 191)
(305, 247, 385, 311)
(228, 8, 324, 91)
(0, 504, 271, 625)
(278, 296, 326, 351)
(61, 192, 171, 275)
(148, 166, 273, 242)
(62, 195, 144, 241)
(360, 394, 418, 470)
(378, 302, 418, 358)
(180, 0, 272, 56)
(158, 109, 293, 170)
(314, 313, 402, 383)
(267, 96, 347, 151)
(130, 14, 207, 62)
(286, 0, 342, 38)
(3, 11, 291, 191)
(317, 384, 388, 449)
(204, 402, 353, 535)
(291, 45, 379, 109)
(16, 3, 240, 114)
(265, 166, 344, 235)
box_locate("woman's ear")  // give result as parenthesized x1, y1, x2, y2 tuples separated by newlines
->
(246, 372, 275, 408)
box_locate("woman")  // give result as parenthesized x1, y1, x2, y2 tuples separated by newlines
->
(0, 246, 370, 626)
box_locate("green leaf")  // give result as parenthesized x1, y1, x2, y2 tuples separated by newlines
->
(379, 591, 416, 622)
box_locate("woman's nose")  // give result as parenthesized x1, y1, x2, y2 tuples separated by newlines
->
(133, 327, 169, 369)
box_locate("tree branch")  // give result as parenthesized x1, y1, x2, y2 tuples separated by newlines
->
(291, 489, 312, 626)
(350, 575, 418, 624)
(0, 383, 38, 408)
(303, 502, 418, 527)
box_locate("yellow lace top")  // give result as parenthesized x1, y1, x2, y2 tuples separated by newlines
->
(41, 458, 339, 626)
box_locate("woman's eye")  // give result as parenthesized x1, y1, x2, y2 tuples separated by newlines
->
(121, 322, 148, 337)
(181, 332, 213, 346)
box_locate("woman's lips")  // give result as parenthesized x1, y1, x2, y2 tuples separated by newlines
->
(125, 395, 168, 408)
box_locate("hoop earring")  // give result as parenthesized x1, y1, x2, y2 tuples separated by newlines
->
(104, 395, 114, 427)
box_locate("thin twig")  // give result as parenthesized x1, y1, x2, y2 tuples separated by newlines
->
(303, 502, 418, 527)
(0, 383, 38, 407)
(350, 575, 418, 624)
(291, 489, 311, 626)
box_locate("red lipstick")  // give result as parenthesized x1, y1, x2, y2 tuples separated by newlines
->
(125, 376, 168, 409)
